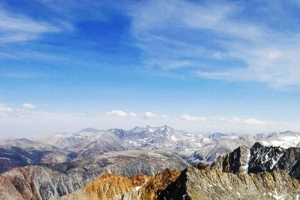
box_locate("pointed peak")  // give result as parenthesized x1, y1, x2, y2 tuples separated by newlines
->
(252, 142, 264, 148)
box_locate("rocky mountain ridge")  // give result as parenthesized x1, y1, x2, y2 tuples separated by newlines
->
(211, 142, 300, 180)
(159, 166, 300, 200)
(2, 126, 300, 175)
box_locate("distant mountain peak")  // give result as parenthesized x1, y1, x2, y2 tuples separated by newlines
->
(79, 128, 100, 133)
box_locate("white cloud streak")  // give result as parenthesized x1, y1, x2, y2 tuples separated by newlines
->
(107, 110, 126, 117)
(23, 103, 36, 109)
(144, 112, 168, 120)
(106, 110, 167, 120)
(243, 118, 266, 125)
(0, 8, 72, 43)
(0, 105, 13, 113)
(128, 112, 137, 117)
(144, 111, 156, 119)
(0, 105, 299, 138)
(181, 114, 206, 122)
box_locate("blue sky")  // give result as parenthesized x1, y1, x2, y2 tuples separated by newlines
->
(1, 0, 300, 137)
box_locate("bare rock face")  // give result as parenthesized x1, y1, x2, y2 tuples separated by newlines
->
(212, 143, 287, 174)
(0, 165, 84, 200)
(159, 166, 300, 200)
(275, 147, 300, 179)
(211, 145, 250, 174)
(139, 168, 180, 199)
(59, 169, 180, 200)
(248, 142, 285, 173)
(195, 162, 210, 171)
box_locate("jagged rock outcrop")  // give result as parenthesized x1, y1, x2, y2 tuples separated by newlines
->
(212, 142, 290, 175)
(159, 166, 300, 200)
(211, 145, 250, 174)
(59, 169, 180, 200)
(274, 147, 300, 179)
(248, 142, 285, 173)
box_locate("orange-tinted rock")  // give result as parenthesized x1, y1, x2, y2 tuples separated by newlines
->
(195, 162, 210, 171)
(59, 168, 180, 200)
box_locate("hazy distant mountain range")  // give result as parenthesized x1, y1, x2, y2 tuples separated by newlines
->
(1, 126, 300, 199)
(1, 125, 300, 174)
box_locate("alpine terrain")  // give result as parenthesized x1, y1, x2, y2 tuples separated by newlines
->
(1, 126, 300, 199)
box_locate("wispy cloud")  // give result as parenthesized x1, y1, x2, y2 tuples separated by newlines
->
(181, 114, 206, 122)
(0, 7, 71, 43)
(243, 118, 265, 125)
(0, 104, 13, 113)
(144, 111, 168, 120)
(178, 114, 271, 127)
(144, 111, 156, 119)
(0, 105, 298, 137)
(128, 0, 300, 87)
(23, 103, 36, 109)
(128, 112, 137, 117)
(107, 110, 135, 117)
(106, 110, 166, 120)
